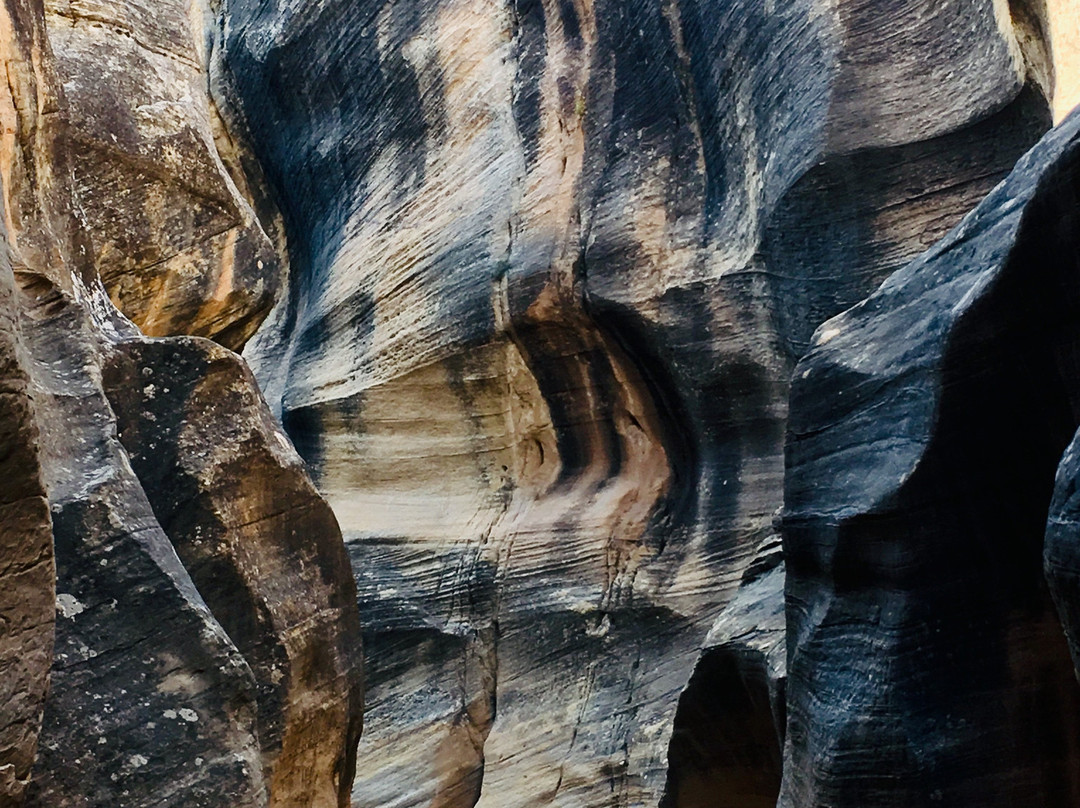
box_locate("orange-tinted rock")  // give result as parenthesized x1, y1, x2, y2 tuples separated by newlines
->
(44, 0, 286, 350)
(0, 2, 362, 806)
(103, 336, 363, 808)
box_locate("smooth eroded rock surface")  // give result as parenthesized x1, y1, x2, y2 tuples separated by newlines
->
(783, 108, 1080, 806)
(216, 0, 1068, 804)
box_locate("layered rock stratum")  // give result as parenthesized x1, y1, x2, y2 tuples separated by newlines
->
(1, 0, 1080, 807)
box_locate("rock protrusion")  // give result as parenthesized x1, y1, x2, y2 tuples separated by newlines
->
(0, 1, 363, 806)
(784, 109, 1080, 806)
(104, 336, 364, 808)
(44, 0, 286, 350)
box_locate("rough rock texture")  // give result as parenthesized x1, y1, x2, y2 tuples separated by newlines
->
(0, 1, 362, 807)
(25, 273, 269, 808)
(4, 0, 1080, 806)
(0, 0, 263, 796)
(216, 0, 1074, 805)
(44, 0, 285, 349)
(103, 336, 364, 808)
(784, 110, 1080, 806)
(0, 226, 54, 808)
(1015, 0, 1080, 123)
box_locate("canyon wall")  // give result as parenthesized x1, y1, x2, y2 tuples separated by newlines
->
(216, 0, 1080, 806)
(0, 1, 361, 806)
(784, 107, 1080, 806)
(1, 0, 1080, 807)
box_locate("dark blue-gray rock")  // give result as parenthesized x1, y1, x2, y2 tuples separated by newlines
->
(783, 108, 1080, 807)
(1046, 431, 1080, 682)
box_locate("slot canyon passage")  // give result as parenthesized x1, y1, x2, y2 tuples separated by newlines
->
(2, 0, 1080, 806)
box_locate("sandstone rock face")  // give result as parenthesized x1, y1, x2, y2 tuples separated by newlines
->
(783, 110, 1080, 806)
(3, 0, 1080, 806)
(28, 277, 361, 808)
(25, 281, 269, 808)
(662, 536, 785, 808)
(216, 0, 1075, 805)
(44, 0, 285, 350)
(103, 336, 364, 808)
(0, 228, 54, 808)
(0, 1, 362, 807)
(1015, 0, 1080, 123)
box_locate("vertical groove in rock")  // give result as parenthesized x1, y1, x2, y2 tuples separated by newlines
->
(660, 538, 785, 808)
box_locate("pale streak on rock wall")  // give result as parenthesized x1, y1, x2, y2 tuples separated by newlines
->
(1041, 0, 1080, 121)
(1008, 0, 1080, 122)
